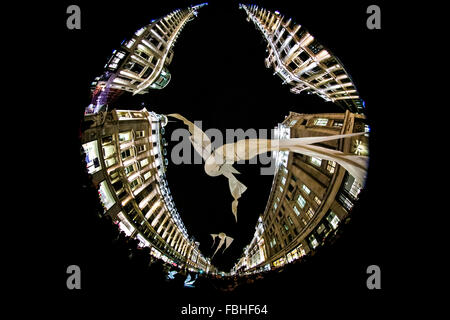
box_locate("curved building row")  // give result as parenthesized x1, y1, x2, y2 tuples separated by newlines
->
(239, 4, 364, 113)
(80, 3, 369, 277)
(86, 3, 207, 115)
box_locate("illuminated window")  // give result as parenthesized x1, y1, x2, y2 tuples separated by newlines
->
(302, 185, 310, 194)
(281, 177, 286, 185)
(270, 238, 277, 248)
(344, 174, 363, 199)
(105, 157, 116, 168)
(333, 121, 343, 127)
(273, 202, 278, 210)
(140, 158, 149, 167)
(293, 205, 301, 216)
(309, 234, 319, 249)
(124, 164, 135, 175)
(119, 131, 132, 142)
(310, 157, 322, 167)
(288, 216, 294, 225)
(82, 141, 102, 174)
(135, 27, 146, 36)
(314, 118, 328, 126)
(302, 218, 307, 226)
(103, 145, 116, 159)
(99, 180, 115, 210)
(306, 208, 314, 219)
(327, 161, 336, 173)
(125, 38, 135, 48)
(117, 212, 135, 236)
(297, 194, 306, 208)
(289, 120, 298, 126)
(132, 112, 144, 118)
(338, 193, 354, 210)
(279, 186, 283, 193)
(117, 111, 131, 119)
(349, 180, 363, 199)
(287, 249, 299, 263)
(297, 244, 306, 256)
(144, 171, 152, 180)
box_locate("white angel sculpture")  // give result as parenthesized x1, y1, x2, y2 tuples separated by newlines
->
(210, 232, 234, 258)
(168, 113, 368, 222)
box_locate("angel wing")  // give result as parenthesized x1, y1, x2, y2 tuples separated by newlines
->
(222, 168, 247, 222)
(169, 113, 248, 221)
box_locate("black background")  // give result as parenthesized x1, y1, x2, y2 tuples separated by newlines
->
(16, 0, 423, 316)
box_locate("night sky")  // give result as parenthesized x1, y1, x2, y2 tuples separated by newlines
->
(100, 0, 367, 271)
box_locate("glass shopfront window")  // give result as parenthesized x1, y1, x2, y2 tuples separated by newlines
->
(273, 257, 285, 267)
(309, 234, 319, 249)
(296, 244, 306, 256)
(137, 233, 150, 247)
(117, 212, 135, 236)
(151, 247, 162, 258)
(310, 157, 322, 167)
(297, 194, 306, 208)
(344, 173, 363, 200)
(287, 248, 299, 263)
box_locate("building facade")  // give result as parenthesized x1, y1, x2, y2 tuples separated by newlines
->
(232, 110, 369, 274)
(231, 216, 269, 275)
(86, 3, 207, 115)
(81, 108, 211, 273)
(239, 4, 364, 113)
